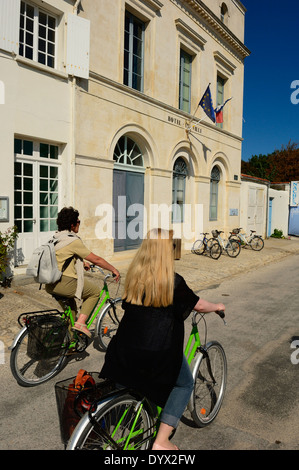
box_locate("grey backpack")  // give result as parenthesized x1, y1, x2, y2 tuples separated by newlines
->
(26, 238, 63, 284)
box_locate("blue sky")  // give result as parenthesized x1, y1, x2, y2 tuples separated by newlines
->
(241, 0, 299, 161)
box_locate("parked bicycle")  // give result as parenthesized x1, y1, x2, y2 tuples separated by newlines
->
(191, 233, 221, 260)
(9, 266, 123, 387)
(229, 228, 264, 251)
(63, 309, 227, 450)
(211, 230, 241, 258)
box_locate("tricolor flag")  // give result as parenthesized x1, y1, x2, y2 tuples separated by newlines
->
(215, 98, 232, 124)
(199, 85, 216, 123)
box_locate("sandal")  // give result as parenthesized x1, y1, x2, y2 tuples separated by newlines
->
(72, 322, 92, 338)
(152, 443, 179, 451)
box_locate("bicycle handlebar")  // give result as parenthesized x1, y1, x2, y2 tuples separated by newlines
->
(216, 310, 225, 319)
(89, 264, 118, 281)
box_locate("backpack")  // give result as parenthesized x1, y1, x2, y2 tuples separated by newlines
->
(26, 238, 62, 284)
(26, 235, 74, 285)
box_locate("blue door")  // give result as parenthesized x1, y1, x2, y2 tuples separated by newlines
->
(289, 206, 299, 236)
(113, 170, 144, 251)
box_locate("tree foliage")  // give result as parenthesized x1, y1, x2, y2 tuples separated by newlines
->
(241, 140, 299, 182)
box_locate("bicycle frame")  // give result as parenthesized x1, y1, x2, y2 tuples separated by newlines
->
(73, 314, 204, 450)
(59, 273, 116, 349)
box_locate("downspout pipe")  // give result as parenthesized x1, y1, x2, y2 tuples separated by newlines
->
(73, 1, 81, 13)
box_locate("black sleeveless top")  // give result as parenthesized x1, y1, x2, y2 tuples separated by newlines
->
(99, 273, 199, 407)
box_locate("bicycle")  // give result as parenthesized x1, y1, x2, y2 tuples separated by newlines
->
(191, 233, 222, 260)
(211, 230, 241, 258)
(229, 228, 264, 251)
(9, 266, 123, 387)
(64, 309, 227, 450)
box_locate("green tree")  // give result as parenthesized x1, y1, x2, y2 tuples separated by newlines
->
(241, 140, 299, 182)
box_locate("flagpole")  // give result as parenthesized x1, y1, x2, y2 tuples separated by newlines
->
(187, 83, 211, 131)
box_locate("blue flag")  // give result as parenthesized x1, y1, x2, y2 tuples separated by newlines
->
(199, 85, 216, 123)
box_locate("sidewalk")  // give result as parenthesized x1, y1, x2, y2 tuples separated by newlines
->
(1, 236, 299, 349)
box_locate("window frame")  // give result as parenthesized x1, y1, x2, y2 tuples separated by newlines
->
(123, 10, 145, 92)
(14, 138, 61, 234)
(19, 0, 57, 69)
(216, 75, 225, 128)
(179, 49, 192, 113)
(209, 165, 221, 221)
(172, 157, 188, 223)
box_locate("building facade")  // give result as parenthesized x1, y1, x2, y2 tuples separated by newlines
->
(0, 0, 249, 270)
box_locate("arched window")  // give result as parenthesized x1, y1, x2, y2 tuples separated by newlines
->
(210, 165, 220, 221)
(220, 3, 228, 23)
(172, 157, 188, 223)
(113, 135, 144, 169)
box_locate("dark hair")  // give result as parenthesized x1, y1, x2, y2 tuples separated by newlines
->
(56, 207, 79, 231)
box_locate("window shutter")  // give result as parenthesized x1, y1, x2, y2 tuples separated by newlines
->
(66, 14, 90, 79)
(0, 0, 20, 54)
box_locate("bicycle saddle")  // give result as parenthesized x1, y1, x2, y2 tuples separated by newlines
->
(51, 294, 71, 305)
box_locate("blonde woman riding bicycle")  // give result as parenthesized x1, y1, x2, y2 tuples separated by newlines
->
(99, 228, 225, 451)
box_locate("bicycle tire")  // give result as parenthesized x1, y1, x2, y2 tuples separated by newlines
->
(96, 298, 124, 351)
(249, 236, 264, 251)
(191, 341, 227, 427)
(228, 234, 241, 246)
(10, 318, 71, 387)
(209, 240, 222, 260)
(226, 239, 241, 258)
(192, 238, 205, 255)
(67, 393, 154, 450)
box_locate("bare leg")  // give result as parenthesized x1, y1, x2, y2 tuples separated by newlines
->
(152, 423, 178, 450)
(73, 313, 91, 338)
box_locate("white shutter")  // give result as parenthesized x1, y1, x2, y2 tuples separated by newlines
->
(66, 14, 90, 79)
(0, 0, 20, 54)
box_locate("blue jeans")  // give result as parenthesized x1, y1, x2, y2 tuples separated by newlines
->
(160, 356, 194, 428)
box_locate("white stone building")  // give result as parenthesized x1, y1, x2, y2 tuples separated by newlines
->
(0, 0, 250, 270)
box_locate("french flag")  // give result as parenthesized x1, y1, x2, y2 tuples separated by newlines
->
(215, 98, 232, 124)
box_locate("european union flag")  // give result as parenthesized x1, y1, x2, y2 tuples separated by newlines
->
(199, 85, 216, 123)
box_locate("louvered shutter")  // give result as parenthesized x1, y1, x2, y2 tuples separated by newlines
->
(66, 14, 90, 79)
(0, 0, 20, 54)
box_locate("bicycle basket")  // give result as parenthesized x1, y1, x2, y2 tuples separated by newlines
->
(55, 371, 117, 445)
(26, 314, 68, 360)
(211, 230, 218, 238)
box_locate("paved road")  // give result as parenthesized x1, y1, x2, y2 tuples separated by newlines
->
(1, 238, 299, 450)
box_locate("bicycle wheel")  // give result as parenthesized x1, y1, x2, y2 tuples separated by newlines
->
(228, 235, 241, 246)
(192, 238, 205, 255)
(209, 240, 222, 260)
(250, 236, 264, 251)
(96, 299, 124, 351)
(67, 393, 154, 450)
(226, 239, 241, 258)
(10, 318, 71, 387)
(191, 341, 227, 427)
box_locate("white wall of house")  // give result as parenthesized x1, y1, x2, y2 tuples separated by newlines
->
(240, 180, 268, 237)
(240, 178, 290, 238)
(0, 0, 88, 267)
(269, 187, 290, 237)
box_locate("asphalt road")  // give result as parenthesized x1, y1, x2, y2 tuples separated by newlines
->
(1, 253, 299, 451)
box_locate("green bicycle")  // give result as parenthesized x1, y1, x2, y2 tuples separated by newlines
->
(64, 310, 227, 450)
(9, 266, 123, 387)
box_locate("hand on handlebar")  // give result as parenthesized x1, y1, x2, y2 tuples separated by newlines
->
(112, 269, 120, 282)
(215, 303, 225, 315)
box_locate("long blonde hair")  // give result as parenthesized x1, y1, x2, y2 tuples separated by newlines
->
(123, 228, 175, 307)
